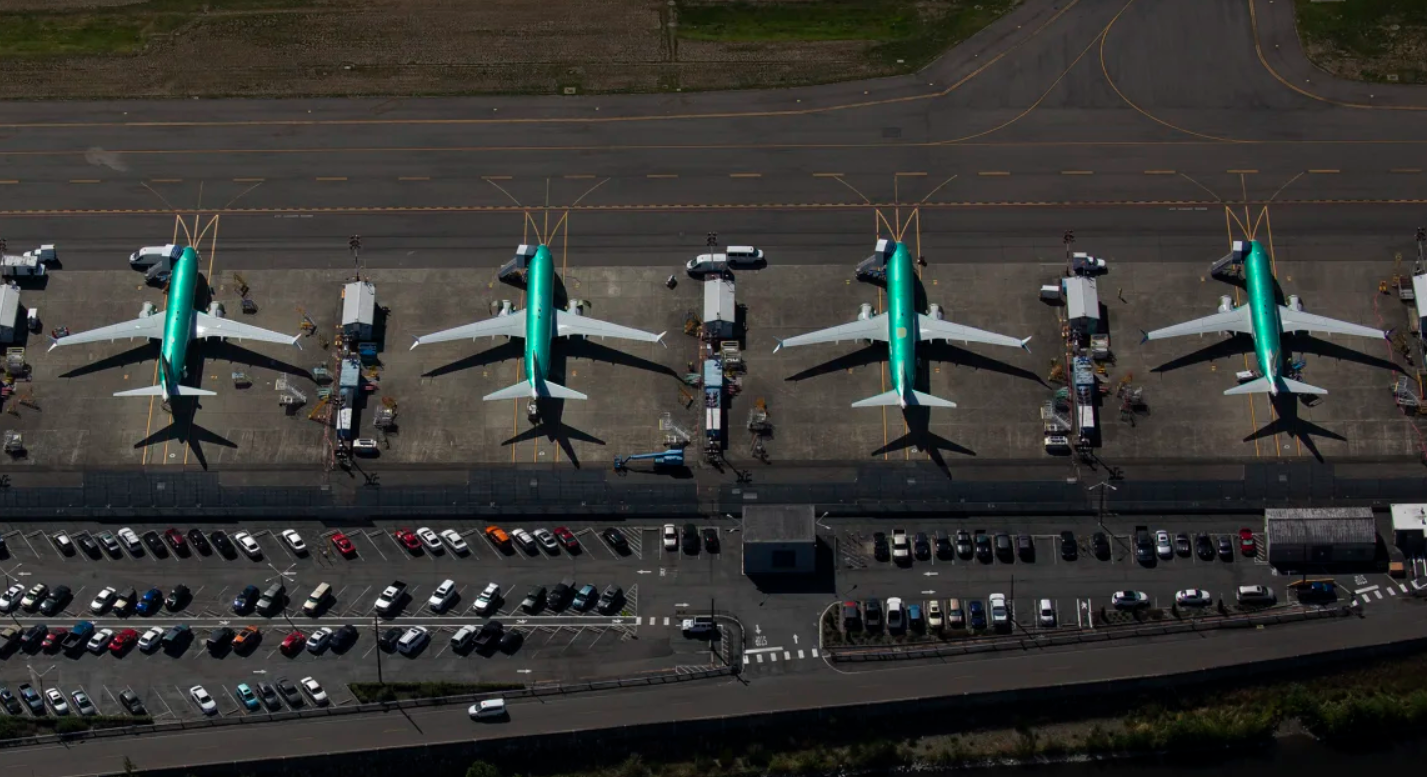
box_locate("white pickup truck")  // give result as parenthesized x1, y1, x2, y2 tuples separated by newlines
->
(373, 581, 407, 615)
(891, 529, 911, 565)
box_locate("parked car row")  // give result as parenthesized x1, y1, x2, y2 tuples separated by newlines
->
(872, 527, 1257, 565)
(661, 523, 720, 555)
(2, 677, 327, 719)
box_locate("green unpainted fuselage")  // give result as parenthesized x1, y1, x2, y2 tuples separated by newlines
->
(1241, 240, 1285, 389)
(158, 246, 201, 396)
(523, 245, 557, 394)
(885, 242, 918, 404)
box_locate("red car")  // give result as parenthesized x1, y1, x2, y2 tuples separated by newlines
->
(330, 532, 356, 557)
(553, 526, 580, 552)
(394, 528, 421, 553)
(163, 528, 187, 552)
(43, 628, 67, 653)
(1239, 528, 1256, 556)
(109, 628, 139, 654)
(280, 630, 307, 656)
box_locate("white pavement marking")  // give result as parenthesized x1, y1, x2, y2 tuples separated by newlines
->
(811, 648, 819, 658)
(1376, 590, 1384, 600)
(756, 654, 764, 663)
(662, 616, 670, 626)
(1355, 585, 1380, 595)
(1388, 587, 1398, 596)
(743, 654, 750, 665)
(797, 649, 805, 659)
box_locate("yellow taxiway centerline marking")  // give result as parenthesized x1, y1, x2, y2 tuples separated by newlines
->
(1061, 170, 1094, 175)
(232, 177, 264, 182)
(978, 171, 1010, 176)
(397, 176, 429, 181)
(148, 178, 182, 183)
(646, 174, 678, 179)
(1226, 169, 1258, 174)
(0, 180, 16, 184)
(729, 173, 762, 178)
(564, 174, 595, 179)
(812, 172, 844, 177)
(1307, 169, 1339, 174)
(315, 177, 347, 181)
(1144, 170, 1176, 174)
(895, 171, 927, 177)
(69, 179, 101, 183)
(1391, 168, 1422, 174)
(482, 175, 513, 180)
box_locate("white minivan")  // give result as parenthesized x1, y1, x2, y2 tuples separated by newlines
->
(686, 245, 764, 274)
(129, 245, 180, 265)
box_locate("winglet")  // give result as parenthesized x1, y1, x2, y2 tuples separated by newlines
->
(656, 331, 667, 349)
(773, 339, 784, 354)
(291, 333, 303, 351)
(1140, 328, 1149, 345)
(409, 334, 422, 351)
(1385, 327, 1396, 343)
(1020, 336, 1033, 354)
(47, 335, 62, 353)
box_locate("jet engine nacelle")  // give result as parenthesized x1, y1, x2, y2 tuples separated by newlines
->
(1218, 295, 1235, 314)
(1287, 294, 1303, 312)
(139, 302, 157, 318)
(207, 301, 226, 318)
(856, 302, 873, 321)
(928, 303, 945, 321)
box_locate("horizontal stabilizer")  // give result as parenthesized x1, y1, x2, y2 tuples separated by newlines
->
(482, 380, 589, 402)
(850, 389, 957, 408)
(1222, 377, 1327, 396)
(539, 381, 588, 400)
(113, 384, 217, 398)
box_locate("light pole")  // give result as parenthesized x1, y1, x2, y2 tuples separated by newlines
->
(372, 614, 384, 686)
(1088, 480, 1117, 532)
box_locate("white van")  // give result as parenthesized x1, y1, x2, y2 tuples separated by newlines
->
(1038, 599, 1056, 627)
(686, 245, 764, 274)
(302, 582, 332, 616)
(724, 246, 763, 267)
(129, 245, 180, 265)
(1236, 585, 1275, 605)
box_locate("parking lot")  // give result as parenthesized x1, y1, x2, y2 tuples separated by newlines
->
(0, 519, 747, 721)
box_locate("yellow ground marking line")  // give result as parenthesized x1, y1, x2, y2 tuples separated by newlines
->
(919, 174, 957, 203)
(482, 176, 513, 181)
(978, 171, 1010, 176)
(0, 180, 16, 184)
(397, 176, 429, 181)
(826, 175, 873, 205)
(232, 177, 264, 182)
(569, 178, 610, 208)
(564, 174, 595, 179)
(148, 178, 182, 183)
(1238, 174, 1252, 239)
(315, 177, 347, 182)
(1264, 171, 1305, 206)
(646, 174, 678, 179)
(484, 177, 524, 209)
(1060, 170, 1094, 175)
(1307, 169, 1339, 174)
(1227, 169, 1258, 174)
(1144, 170, 1176, 174)
(1391, 168, 1422, 174)
(69, 179, 101, 184)
(729, 173, 762, 178)
(893, 175, 900, 245)
(1247, 0, 1426, 112)
(812, 173, 844, 177)
(1224, 208, 1259, 458)
(895, 172, 927, 177)
(1262, 205, 1300, 457)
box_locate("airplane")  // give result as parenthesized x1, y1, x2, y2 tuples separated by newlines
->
(1143, 239, 1388, 396)
(48, 246, 301, 400)
(409, 244, 665, 401)
(774, 239, 1031, 408)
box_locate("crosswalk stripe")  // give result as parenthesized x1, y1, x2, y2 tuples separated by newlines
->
(1388, 587, 1397, 596)
(1401, 585, 1410, 593)
(811, 648, 819, 658)
(662, 616, 670, 626)
(784, 651, 791, 661)
(1376, 590, 1384, 599)
(797, 649, 805, 659)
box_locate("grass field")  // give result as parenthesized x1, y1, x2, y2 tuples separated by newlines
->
(0, 0, 308, 58)
(1295, 0, 1427, 84)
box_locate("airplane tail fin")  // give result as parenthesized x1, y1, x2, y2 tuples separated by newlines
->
(482, 380, 589, 402)
(851, 389, 957, 408)
(113, 384, 216, 398)
(1222, 377, 1327, 396)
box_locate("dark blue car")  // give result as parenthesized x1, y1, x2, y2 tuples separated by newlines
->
(232, 585, 259, 614)
(968, 600, 987, 630)
(136, 588, 163, 616)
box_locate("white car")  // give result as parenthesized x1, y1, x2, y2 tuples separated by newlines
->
(87, 628, 115, 653)
(510, 528, 536, 553)
(117, 527, 142, 553)
(663, 524, 679, 551)
(396, 626, 430, 655)
(90, 587, 117, 614)
(71, 690, 97, 716)
(20, 583, 48, 610)
(307, 626, 334, 654)
(1155, 530, 1173, 560)
(1038, 598, 1056, 627)
(891, 529, 910, 564)
(45, 688, 70, 715)
(233, 531, 263, 559)
(300, 677, 328, 706)
(1111, 590, 1150, 609)
(0, 583, 24, 612)
(428, 579, 457, 612)
(416, 527, 443, 553)
(926, 599, 944, 631)
(533, 528, 559, 553)
(473, 582, 501, 615)
(468, 698, 507, 720)
(988, 593, 1010, 628)
(886, 597, 905, 631)
(1175, 589, 1212, 607)
(190, 685, 218, 715)
(281, 529, 307, 555)
(138, 626, 165, 653)
(440, 529, 469, 555)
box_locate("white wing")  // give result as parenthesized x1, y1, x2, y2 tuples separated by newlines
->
(918, 314, 1028, 350)
(1144, 306, 1253, 341)
(410, 310, 527, 349)
(555, 310, 663, 343)
(1279, 307, 1386, 339)
(48, 314, 167, 351)
(774, 315, 886, 352)
(194, 312, 300, 347)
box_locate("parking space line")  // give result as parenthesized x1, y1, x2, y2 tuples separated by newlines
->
(21, 531, 42, 558)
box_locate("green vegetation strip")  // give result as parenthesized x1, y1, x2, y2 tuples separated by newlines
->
(1295, 0, 1427, 59)
(0, 715, 152, 741)
(676, 0, 1016, 70)
(348, 681, 525, 704)
(0, 0, 311, 58)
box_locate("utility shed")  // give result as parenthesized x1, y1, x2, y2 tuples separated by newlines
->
(1062, 276, 1100, 335)
(1391, 504, 1427, 557)
(341, 281, 376, 341)
(0, 285, 20, 343)
(742, 505, 816, 576)
(703, 276, 735, 342)
(1266, 507, 1376, 566)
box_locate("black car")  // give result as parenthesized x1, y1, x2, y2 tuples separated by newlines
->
(864, 598, 883, 631)
(232, 585, 259, 614)
(162, 624, 191, 651)
(682, 523, 700, 555)
(20, 624, 46, 650)
(473, 621, 504, 651)
(0, 687, 22, 715)
(38, 586, 70, 616)
(206, 627, 235, 652)
(499, 630, 524, 653)
(119, 690, 146, 715)
(379, 628, 402, 652)
(548, 578, 575, 611)
(934, 531, 953, 559)
(18, 683, 44, 715)
(258, 683, 281, 711)
(275, 677, 304, 707)
(702, 528, 720, 553)
(166, 584, 190, 611)
(994, 533, 1013, 561)
(520, 585, 547, 614)
(955, 530, 973, 558)
(600, 528, 630, 555)
(187, 529, 212, 556)
(210, 530, 237, 559)
(142, 531, 168, 558)
(1091, 531, 1111, 559)
(1016, 534, 1035, 561)
(974, 532, 993, 562)
(1195, 534, 1215, 561)
(1217, 535, 1234, 560)
(596, 584, 624, 614)
(76, 534, 101, 559)
(331, 624, 359, 651)
(872, 532, 890, 561)
(913, 532, 932, 560)
(1174, 533, 1192, 557)
(1060, 531, 1078, 560)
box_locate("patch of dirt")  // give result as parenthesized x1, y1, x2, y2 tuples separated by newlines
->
(0, 0, 901, 98)
(1301, 23, 1427, 85)
(0, 0, 147, 8)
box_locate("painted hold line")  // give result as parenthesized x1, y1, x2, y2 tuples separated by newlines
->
(1354, 585, 1380, 595)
